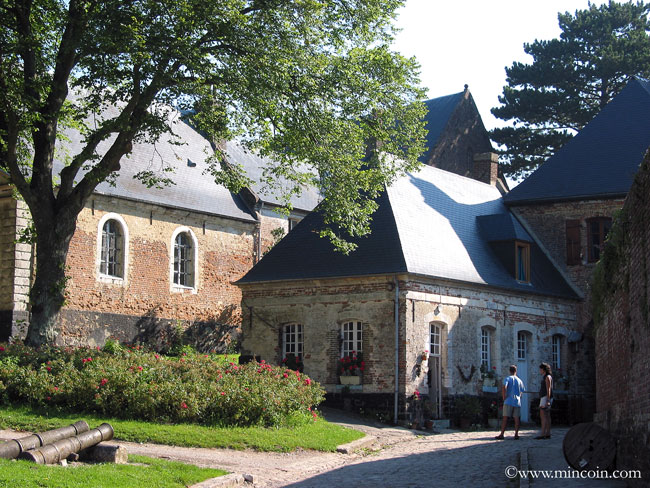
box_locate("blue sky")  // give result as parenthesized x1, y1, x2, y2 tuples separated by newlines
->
(392, 0, 611, 130)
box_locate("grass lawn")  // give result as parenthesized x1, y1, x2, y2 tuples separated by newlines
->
(0, 405, 365, 452)
(0, 454, 226, 488)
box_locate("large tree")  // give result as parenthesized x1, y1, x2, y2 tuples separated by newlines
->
(0, 0, 426, 346)
(491, 1, 650, 178)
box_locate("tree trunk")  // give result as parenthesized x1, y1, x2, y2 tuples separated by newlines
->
(25, 217, 77, 346)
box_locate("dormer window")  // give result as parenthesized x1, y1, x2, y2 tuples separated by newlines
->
(515, 241, 530, 283)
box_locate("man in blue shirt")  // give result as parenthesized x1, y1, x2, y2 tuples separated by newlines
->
(495, 365, 525, 440)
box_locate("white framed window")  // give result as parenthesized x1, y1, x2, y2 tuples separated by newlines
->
(341, 321, 362, 357)
(517, 331, 527, 360)
(430, 323, 441, 356)
(283, 323, 303, 358)
(170, 227, 198, 291)
(481, 327, 491, 366)
(552, 335, 562, 370)
(96, 213, 128, 283)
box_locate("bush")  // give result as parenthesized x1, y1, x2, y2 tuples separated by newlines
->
(0, 343, 324, 427)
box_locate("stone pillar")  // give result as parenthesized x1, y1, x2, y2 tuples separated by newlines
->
(472, 152, 499, 186)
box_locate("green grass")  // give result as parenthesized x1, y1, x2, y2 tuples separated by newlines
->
(0, 454, 226, 488)
(0, 405, 364, 452)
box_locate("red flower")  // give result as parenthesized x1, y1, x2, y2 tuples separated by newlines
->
(414, 389, 420, 399)
(304, 378, 312, 385)
(220, 392, 226, 396)
(100, 378, 108, 386)
(46, 367, 52, 372)
(0, 346, 5, 352)
(137, 366, 143, 371)
(283, 373, 289, 378)
(46, 396, 51, 401)
(181, 402, 188, 409)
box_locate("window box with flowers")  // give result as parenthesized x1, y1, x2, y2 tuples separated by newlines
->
(480, 363, 498, 387)
(281, 353, 303, 372)
(339, 352, 364, 385)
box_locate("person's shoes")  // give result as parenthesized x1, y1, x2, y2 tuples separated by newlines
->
(494, 434, 504, 440)
(513, 435, 520, 440)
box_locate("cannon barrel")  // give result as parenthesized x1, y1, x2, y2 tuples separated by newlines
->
(19, 423, 113, 464)
(0, 421, 89, 460)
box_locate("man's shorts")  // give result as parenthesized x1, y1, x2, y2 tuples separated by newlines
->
(503, 404, 520, 418)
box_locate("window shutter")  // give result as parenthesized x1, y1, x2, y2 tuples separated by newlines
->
(566, 220, 581, 265)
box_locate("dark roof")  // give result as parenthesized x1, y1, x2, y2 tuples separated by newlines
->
(505, 78, 650, 205)
(476, 214, 532, 243)
(238, 166, 578, 300)
(419, 92, 464, 163)
(223, 141, 320, 212)
(56, 106, 256, 222)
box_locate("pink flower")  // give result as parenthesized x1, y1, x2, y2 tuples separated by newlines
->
(181, 402, 188, 409)
(100, 378, 108, 386)
(414, 389, 420, 399)
(155, 354, 160, 360)
(304, 378, 312, 385)
(220, 392, 226, 396)
(283, 373, 289, 378)
(137, 366, 143, 371)
(46, 367, 52, 372)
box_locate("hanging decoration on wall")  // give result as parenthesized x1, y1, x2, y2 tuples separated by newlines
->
(457, 364, 476, 383)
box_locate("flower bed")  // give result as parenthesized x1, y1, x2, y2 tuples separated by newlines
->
(0, 343, 324, 427)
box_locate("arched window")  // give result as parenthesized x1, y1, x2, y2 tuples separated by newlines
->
(97, 213, 128, 281)
(173, 231, 194, 287)
(341, 321, 362, 357)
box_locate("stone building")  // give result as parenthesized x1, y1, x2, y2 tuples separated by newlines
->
(592, 151, 650, 485)
(237, 165, 579, 422)
(503, 77, 650, 419)
(1, 87, 488, 349)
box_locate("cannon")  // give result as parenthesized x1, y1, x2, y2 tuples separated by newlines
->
(0, 421, 89, 460)
(18, 423, 114, 464)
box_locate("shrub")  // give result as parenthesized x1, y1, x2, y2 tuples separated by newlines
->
(0, 343, 324, 427)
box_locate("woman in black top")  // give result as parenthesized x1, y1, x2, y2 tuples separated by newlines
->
(536, 362, 553, 439)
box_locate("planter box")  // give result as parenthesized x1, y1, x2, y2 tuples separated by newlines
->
(340, 375, 361, 385)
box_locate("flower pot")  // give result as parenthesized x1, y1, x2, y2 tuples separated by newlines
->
(340, 375, 361, 385)
(488, 418, 500, 428)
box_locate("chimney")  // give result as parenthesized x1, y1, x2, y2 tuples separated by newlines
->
(472, 152, 499, 186)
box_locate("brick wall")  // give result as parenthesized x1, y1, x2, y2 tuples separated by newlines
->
(593, 155, 650, 484)
(240, 274, 580, 420)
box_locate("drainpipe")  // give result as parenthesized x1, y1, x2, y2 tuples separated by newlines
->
(255, 202, 264, 264)
(394, 275, 400, 425)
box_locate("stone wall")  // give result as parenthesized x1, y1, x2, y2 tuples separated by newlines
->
(0, 195, 32, 340)
(593, 155, 650, 484)
(240, 274, 580, 419)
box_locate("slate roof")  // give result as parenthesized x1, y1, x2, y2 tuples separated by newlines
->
(420, 91, 464, 163)
(504, 77, 650, 205)
(223, 141, 320, 212)
(238, 165, 578, 299)
(476, 214, 532, 243)
(55, 106, 256, 222)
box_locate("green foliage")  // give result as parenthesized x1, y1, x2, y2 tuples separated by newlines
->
(0, 344, 325, 427)
(454, 395, 481, 418)
(591, 209, 629, 327)
(0, 454, 226, 488)
(491, 1, 650, 178)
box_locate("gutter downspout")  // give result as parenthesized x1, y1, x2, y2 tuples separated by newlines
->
(255, 202, 264, 264)
(394, 275, 400, 425)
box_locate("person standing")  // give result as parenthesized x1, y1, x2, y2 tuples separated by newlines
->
(536, 362, 553, 439)
(495, 365, 525, 440)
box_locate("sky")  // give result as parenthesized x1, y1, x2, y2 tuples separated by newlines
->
(392, 0, 612, 130)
